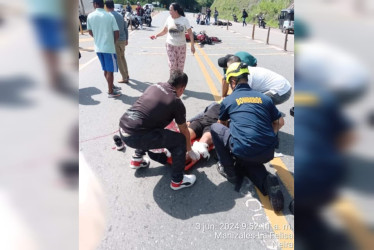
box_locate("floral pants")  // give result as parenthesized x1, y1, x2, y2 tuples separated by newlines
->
(166, 43, 186, 73)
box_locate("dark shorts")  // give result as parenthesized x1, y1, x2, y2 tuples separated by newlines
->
(189, 116, 217, 138)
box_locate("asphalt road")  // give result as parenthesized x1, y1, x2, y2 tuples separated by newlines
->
(79, 11, 294, 250)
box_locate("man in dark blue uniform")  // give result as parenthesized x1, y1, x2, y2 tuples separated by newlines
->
(210, 62, 285, 211)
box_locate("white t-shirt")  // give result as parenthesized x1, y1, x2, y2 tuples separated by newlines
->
(248, 67, 292, 96)
(164, 16, 191, 46)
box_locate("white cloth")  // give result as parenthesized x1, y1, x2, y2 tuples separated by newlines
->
(188, 150, 200, 161)
(248, 67, 292, 96)
(192, 141, 210, 159)
(164, 16, 191, 46)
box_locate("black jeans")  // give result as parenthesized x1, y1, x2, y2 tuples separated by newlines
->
(120, 128, 186, 182)
(210, 123, 274, 195)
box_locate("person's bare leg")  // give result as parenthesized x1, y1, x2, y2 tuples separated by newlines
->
(199, 132, 213, 146)
(107, 72, 114, 93)
(104, 71, 114, 93)
(43, 51, 60, 88)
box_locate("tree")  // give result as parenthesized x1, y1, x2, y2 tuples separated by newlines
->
(114, 0, 125, 4)
(196, 0, 214, 7)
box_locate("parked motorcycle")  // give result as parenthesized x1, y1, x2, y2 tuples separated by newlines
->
(258, 16, 266, 28)
(144, 13, 152, 27)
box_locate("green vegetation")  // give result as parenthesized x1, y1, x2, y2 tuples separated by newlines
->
(211, 0, 292, 28)
(113, 0, 157, 5)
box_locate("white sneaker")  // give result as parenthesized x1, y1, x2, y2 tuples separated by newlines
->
(170, 174, 196, 190)
(130, 156, 150, 169)
(192, 141, 210, 159)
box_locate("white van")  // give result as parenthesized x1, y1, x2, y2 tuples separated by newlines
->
(114, 4, 124, 15)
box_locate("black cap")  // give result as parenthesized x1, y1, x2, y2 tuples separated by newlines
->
(105, 0, 114, 8)
(218, 54, 234, 68)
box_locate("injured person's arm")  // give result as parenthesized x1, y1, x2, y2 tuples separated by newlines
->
(178, 122, 200, 161)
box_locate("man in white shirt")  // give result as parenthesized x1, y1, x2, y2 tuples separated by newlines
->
(220, 54, 292, 105)
(247, 66, 292, 105)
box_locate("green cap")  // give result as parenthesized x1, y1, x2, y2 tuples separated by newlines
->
(235, 51, 257, 66)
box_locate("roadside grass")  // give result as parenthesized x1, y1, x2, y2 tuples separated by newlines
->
(211, 0, 291, 28)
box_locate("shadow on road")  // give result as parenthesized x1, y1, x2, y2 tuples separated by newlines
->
(141, 27, 157, 32)
(133, 154, 293, 218)
(126, 79, 152, 93)
(0, 76, 36, 108)
(115, 79, 152, 105)
(117, 79, 218, 104)
(79, 87, 101, 105)
(182, 89, 218, 102)
(154, 171, 242, 220)
(277, 131, 294, 157)
(132, 161, 243, 220)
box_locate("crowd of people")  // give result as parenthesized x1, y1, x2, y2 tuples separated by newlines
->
(84, 1, 292, 213)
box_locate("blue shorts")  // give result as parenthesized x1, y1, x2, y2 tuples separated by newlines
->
(32, 17, 65, 51)
(97, 53, 118, 72)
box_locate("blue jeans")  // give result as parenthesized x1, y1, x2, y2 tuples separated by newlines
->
(137, 16, 142, 27)
(120, 128, 186, 182)
(210, 123, 273, 195)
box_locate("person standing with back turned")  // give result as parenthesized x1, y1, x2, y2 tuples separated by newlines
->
(87, 0, 121, 98)
(214, 7, 219, 24)
(106, 1, 130, 84)
(242, 9, 248, 26)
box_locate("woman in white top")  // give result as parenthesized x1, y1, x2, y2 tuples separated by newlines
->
(151, 3, 195, 73)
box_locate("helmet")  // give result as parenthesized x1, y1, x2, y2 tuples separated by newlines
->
(226, 62, 249, 83)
